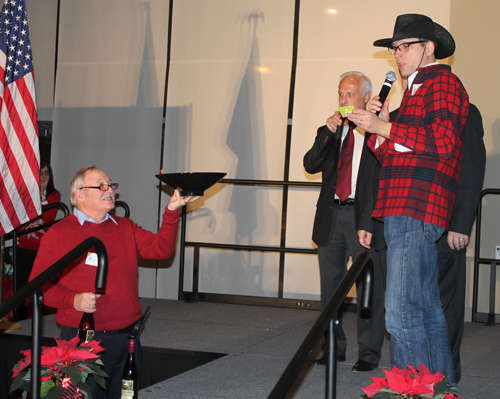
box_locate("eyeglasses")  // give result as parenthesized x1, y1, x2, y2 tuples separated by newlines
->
(388, 40, 427, 55)
(40, 170, 49, 177)
(78, 183, 119, 191)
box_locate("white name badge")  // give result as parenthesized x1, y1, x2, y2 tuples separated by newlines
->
(85, 252, 98, 267)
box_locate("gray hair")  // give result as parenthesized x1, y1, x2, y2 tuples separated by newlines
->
(339, 71, 372, 97)
(69, 166, 98, 206)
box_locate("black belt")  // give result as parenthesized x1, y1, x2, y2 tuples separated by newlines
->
(334, 198, 355, 206)
(101, 321, 136, 335)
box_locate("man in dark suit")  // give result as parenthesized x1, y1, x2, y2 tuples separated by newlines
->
(304, 71, 386, 372)
(435, 103, 486, 382)
(356, 94, 486, 383)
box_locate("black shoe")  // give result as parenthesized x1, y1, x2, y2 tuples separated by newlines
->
(351, 359, 378, 372)
(314, 353, 346, 365)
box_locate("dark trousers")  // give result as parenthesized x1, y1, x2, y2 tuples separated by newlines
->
(317, 204, 386, 364)
(60, 326, 142, 399)
(437, 249, 466, 383)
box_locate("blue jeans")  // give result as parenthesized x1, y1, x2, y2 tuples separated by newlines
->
(384, 216, 456, 386)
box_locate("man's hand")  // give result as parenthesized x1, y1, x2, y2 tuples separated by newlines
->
(326, 111, 344, 132)
(346, 108, 391, 139)
(367, 95, 390, 121)
(447, 231, 469, 251)
(74, 292, 101, 313)
(167, 189, 200, 211)
(358, 230, 373, 249)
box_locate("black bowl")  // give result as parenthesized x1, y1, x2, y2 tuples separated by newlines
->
(155, 172, 227, 196)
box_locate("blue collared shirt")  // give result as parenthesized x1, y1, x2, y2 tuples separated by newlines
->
(73, 208, 117, 226)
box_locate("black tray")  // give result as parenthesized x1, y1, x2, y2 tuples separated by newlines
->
(156, 172, 227, 196)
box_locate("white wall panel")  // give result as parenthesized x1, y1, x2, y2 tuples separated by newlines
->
(50, 0, 170, 298)
(163, 0, 295, 297)
(184, 184, 282, 247)
(165, 0, 295, 179)
(285, 188, 318, 249)
(26, 0, 58, 120)
(283, 253, 320, 301)
(197, 248, 280, 298)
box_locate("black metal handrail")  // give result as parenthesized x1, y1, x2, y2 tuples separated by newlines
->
(473, 188, 500, 324)
(267, 251, 374, 399)
(0, 237, 108, 399)
(114, 200, 131, 218)
(11, 202, 70, 299)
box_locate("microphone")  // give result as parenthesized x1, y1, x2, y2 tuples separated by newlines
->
(334, 117, 346, 142)
(375, 71, 397, 116)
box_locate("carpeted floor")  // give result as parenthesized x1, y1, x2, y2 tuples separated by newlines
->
(4, 298, 499, 399)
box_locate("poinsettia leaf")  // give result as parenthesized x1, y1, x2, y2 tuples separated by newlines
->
(371, 393, 393, 399)
(10, 379, 23, 392)
(78, 364, 96, 374)
(40, 380, 56, 397)
(86, 364, 109, 378)
(94, 373, 108, 389)
(61, 366, 82, 386)
(44, 385, 65, 399)
(77, 381, 92, 399)
(95, 358, 105, 366)
(434, 375, 449, 395)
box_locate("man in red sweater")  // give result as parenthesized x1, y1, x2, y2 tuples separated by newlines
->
(30, 166, 198, 399)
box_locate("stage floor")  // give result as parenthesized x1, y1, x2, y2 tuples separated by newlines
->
(5, 298, 500, 399)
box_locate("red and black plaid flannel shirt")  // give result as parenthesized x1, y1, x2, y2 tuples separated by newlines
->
(368, 64, 469, 230)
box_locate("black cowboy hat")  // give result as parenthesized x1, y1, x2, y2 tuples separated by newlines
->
(373, 14, 455, 59)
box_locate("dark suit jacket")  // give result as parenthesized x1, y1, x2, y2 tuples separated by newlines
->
(304, 125, 342, 247)
(436, 103, 486, 252)
(354, 130, 385, 250)
(355, 104, 486, 250)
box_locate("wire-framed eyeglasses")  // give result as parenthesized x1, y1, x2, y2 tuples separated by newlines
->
(78, 183, 119, 191)
(388, 40, 427, 55)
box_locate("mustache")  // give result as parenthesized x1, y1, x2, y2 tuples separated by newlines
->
(102, 193, 115, 201)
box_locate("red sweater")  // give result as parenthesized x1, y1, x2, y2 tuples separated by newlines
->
(17, 191, 60, 250)
(29, 207, 179, 330)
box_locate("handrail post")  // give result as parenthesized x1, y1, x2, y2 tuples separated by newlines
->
(325, 319, 337, 399)
(178, 205, 187, 300)
(94, 240, 108, 291)
(31, 289, 43, 399)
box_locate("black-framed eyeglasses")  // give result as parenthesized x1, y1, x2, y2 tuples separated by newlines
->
(40, 170, 50, 177)
(78, 183, 119, 191)
(388, 40, 427, 55)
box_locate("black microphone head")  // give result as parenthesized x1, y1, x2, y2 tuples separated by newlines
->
(385, 71, 397, 84)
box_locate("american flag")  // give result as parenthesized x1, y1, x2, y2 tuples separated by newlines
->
(0, 0, 40, 236)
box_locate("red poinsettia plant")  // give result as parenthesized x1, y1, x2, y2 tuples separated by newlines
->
(11, 336, 108, 399)
(362, 363, 462, 399)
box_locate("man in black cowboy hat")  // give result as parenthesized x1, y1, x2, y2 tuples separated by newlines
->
(346, 14, 469, 387)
